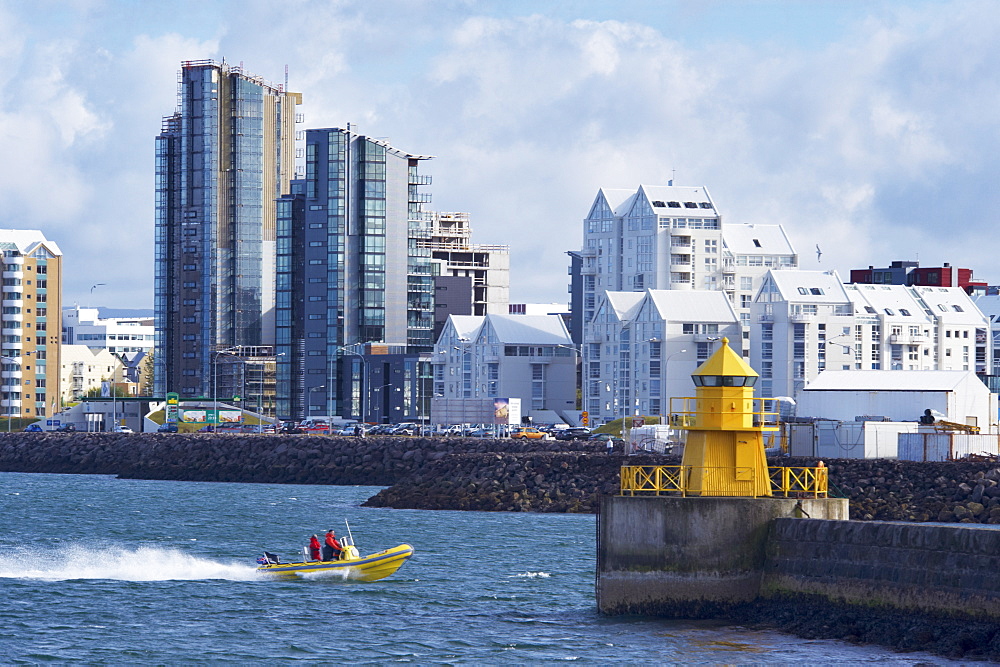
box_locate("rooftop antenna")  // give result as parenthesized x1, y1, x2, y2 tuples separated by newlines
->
(669, 168, 676, 186)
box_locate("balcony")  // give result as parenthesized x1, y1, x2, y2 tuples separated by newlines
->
(789, 313, 814, 322)
(3, 313, 23, 322)
(1, 370, 21, 380)
(3, 256, 23, 265)
(889, 334, 928, 345)
(2, 270, 22, 279)
(1, 327, 21, 336)
(0, 396, 21, 405)
(2, 299, 22, 308)
(758, 313, 774, 322)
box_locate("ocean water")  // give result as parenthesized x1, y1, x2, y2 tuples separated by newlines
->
(0, 472, 945, 664)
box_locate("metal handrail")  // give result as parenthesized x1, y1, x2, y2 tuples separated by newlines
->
(620, 465, 828, 498)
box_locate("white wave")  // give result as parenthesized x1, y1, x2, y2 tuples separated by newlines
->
(0, 544, 259, 582)
(512, 571, 551, 578)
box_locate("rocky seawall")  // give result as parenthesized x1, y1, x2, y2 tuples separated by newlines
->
(5, 434, 1000, 522)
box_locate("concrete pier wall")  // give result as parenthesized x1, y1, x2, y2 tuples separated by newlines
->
(599, 495, 1000, 622)
(764, 518, 1000, 619)
(596, 496, 848, 616)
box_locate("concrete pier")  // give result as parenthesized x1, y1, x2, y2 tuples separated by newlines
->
(596, 495, 848, 616)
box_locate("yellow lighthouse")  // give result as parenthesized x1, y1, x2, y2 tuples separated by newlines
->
(671, 337, 778, 497)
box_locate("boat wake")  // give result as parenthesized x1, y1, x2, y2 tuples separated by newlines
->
(0, 544, 259, 582)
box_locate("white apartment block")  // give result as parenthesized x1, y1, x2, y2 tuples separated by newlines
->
(62, 306, 155, 356)
(584, 289, 741, 427)
(576, 184, 796, 358)
(751, 270, 990, 400)
(59, 344, 125, 402)
(431, 313, 577, 424)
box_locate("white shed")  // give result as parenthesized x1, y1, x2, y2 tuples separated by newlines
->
(794, 370, 997, 432)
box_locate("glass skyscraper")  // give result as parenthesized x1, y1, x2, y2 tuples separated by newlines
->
(154, 60, 301, 397)
(274, 127, 434, 421)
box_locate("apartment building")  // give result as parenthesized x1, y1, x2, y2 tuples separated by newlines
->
(423, 212, 510, 339)
(154, 59, 301, 398)
(62, 306, 154, 356)
(572, 184, 796, 358)
(583, 289, 741, 427)
(274, 127, 435, 421)
(750, 270, 989, 400)
(59, 345, 123, 402)
(431, 313, 577, 425)
(0, 230, 62, 418)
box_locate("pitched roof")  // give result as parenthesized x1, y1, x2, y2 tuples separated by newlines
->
(483, 314, 571, 344)
(722, 224, 795, 256)
(645, 290, 738, 323)
(603, 291, 646, 322)
(764, 270, 850, 303)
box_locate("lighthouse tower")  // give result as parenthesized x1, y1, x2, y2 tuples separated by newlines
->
(673, 337, 777, 497)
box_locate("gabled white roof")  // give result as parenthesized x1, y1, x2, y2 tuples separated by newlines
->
(722, 224, 795, 256)
(912, 286, 986, 326)
(0, 229, 62, 256)
(645, 290, 738, 323)
(764, 270, 850, 303)
(446, 315, 484, 342)
(846, 284, 930, 320)
(602, 291, 646, 323)
(482, 314, 571, 345)
(639, 184, 715, 212)
(803, 370, 975, 392)
(598, 188, 638, 215)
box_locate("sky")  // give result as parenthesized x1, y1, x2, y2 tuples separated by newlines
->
(1, 0, 999, 310)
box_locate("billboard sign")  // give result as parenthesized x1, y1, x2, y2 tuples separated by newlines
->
(493, 397, 521, 425)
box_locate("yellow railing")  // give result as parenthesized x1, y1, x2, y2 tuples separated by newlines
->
(667, 397, 781, 431)
(619, 465, 828, 498)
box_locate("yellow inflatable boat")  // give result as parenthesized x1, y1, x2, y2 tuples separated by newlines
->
(256, 541, 414, 582)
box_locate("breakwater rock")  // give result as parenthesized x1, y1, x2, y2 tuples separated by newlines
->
(788, 456, 1000, 524)
(362, 452, 661, 512)
(0, 433, 604, 487)
(7, 433, 1000, 524)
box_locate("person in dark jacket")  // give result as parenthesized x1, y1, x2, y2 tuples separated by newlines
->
(322, 530, 342, 561)
(309, 534, 321, 561)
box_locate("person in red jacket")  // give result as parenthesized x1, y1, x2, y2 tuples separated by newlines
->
(308, 534, 321, 561)
(322, 529, 342, 561)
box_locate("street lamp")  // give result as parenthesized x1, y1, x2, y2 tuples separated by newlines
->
(334, 344, 370, 424)
(308, 386, 325, 420)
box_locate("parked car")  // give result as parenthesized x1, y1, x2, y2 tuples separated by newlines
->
(588, 432, 623, 444)
(279, 422, 304, 434)
(510, 427, 551, 440)
(55, 424, 77, 433)
(114, 425, 134, 434)
(23, 424, 42, 432)
(554, 427, 592, 441)
(391, 423, 418, 436)
(157, 423, 178, 433)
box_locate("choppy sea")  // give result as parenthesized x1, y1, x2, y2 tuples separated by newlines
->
(0, 472, 949, 663)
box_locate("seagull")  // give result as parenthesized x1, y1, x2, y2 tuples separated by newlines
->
(815, 244, 822, 262)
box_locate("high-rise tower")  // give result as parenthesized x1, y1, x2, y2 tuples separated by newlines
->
(154, 60, 301, 397)
(274, 127, 434, 421)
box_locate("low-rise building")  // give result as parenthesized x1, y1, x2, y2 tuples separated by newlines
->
(59, 345, 126, 402)
(431, 313, 577, 425)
